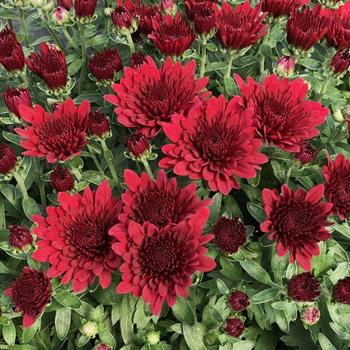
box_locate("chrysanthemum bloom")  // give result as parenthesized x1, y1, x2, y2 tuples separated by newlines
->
(149, 14, 196, 57)
(294, 142, 317, 165)
(138, 4, 161, 35)
(0, 27, 25, 72)
(276, 56, 296, 77)
(111, 217, 216, 315)
(331, 49, 350, 75)
(228, 290, 250, 311)
(261, 0, 309, 17)
(212, 217, 247, 254)
(286, 5, 330, 51)
(74, 0, 97, 18)
(193, 2, 219, 36)
(225, 318, 245, 337)
(126, 133, 150, 159)
(185, 0, 215, 20)
(111, 1, 137, 32)
(0, 143, 17, 175)
(8, 225, 33, 250)
(333, 277, 350, 304)
(235, 74, 329, 153)
(287, 272, 320, 301)
(301, 306, 320, 325)
(104, 56, 209, 137)
(120, 169, 211, 228)
(160, 95, 268, 194)
(326, 4, 350, 49)
(26, 42, 68, 91)
(323, 153, 350, 220)
(58, 0, 73, 10)
(217, 1, 268, 50)
(32, 180, 123, 292)
(15, 99, 89, 163)
(87, 111, 110, 137)
(3, 87, 32, 118)
(5, 267, 52, 328)
(261, 184, 333, 270)
(50, 166, 74, 192)
(130, 52, 147, 69)
(89, 49, 123, 82)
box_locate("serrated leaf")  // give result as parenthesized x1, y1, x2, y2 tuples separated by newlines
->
(55, 308, 71, 340)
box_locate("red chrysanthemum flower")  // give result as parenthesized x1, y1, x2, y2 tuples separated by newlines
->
(57, 0, 73, 10)
(111, 0, 137, 30)
(120, 169, 211, 229)
(111, 216, 216, 315)
(130, 52, 147, 69)
(185, 0, 216, 20)
(261, 184, 333, 270)
(323, 153, 350, 220)
(333, 277, 350, 304)
(294, 142, 317, 165)
(8, 225, 33, 250)
(261, 0, 309, 17)
(15, 99, 89, 163)
(192, 2, 219, 35)
(74, 0, 97, 18)
(0, 27, 25, 72)
(0, 143, 17, 175)
(89, 49, 123, 82)
(217, 1, 268, 50)
(126, 133, 150, 158)
(87, 111, 110, 137)
(5, 267, 52, 328)
(331, 49, 350, 75)
(26, 42, 68, 91)
(235, 74, 329, 153)
(160, 95, 268, 194)
(326, 4, 350, 49)
(137, 4, 161, 35)
(104, 56, 209, 137)
(32, 180, 122, 292)
(3, 87, 32, 118)
(149, 14, 196, 57)
(286, 5, 330, 51)
(228, 290, 250, 311)
(51, 166, 75, 192)
(212, 217, 247, 253)
(225, 318, 245, 337)
(287, 272, 320, 301)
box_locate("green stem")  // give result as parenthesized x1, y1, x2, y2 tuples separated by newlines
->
(36, 160, 47, 209)
(62, 27, 81, 54)
(79, 23, 87, 94)
(0, 198, 5, 230)
(318, 79, 330, 101)
(141, 159, 154, 180)
(38, 9, 64, 50)
(285, 165, 293, 186)
(87, 145, 104, 175)
(125, 31, 135, 54)
(19, 8, 28, 46)
(199, 38, 207, 78)
(13, 173, 29, 201)
(7, 19, 13, 29)
(225, 52, 235, 79)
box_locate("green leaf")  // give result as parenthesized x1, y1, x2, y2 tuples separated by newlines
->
(21, 318, 40, 343)
(3, 131, 21, 146)
(208, 193, 222, 225)
(54, 290, 81, 308)
(3, 318, 16, 345)
(220, 341, 256, 350)
(318, 333, 337, 350)
(182, 323, 207, 350)
(77, 334, 90, 347)
(68, 59, 83, 75)
(98, 322, 116, 347)
(246, 202, 266, 223)
(333, 222, 350, 241)
(172, 298, 196, 325)
(111, 303, 120, 325)
(22, 197, 41, 221)
(55, 308, 71, 340)
(216, 278, 230, 295)
(251, 288, 280, 304)
(240, 259, 272, 285)
(120, 294, 135, 344)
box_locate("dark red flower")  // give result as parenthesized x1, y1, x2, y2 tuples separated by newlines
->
(228, 290, 250, 311)
(235, 74, 329, 153)
(286, 5, 330, 51)
(333, 277, 350, 304)
(130, 52, 147, 69)
(149, 14, 196, 57)
(261, 0, 309, 17)
(331, 49, 350, 75)
(51, 166, 74, 192)
(8, 225, 33, 250)
(217, 1, 268, 50)
(185, 0, 215, 20)
(111, 217, 216, 315)
(323, 153, 350, 220)
(89, 49, 123, 82)
(261, 184, 333, 270)
(32, 180, 122, 292)
(111, 4, 135, 30)
(87, 111, 110, 137)
(26, 42, 68, 90)
(3, 87, 32, 118)
(326, 4, 350, 49)
(5, 267, 51, 328)
(160, 95, 267, 194)
(74, 0, 97, 18)
(105, 56, 209, 137)
(225, 318, 245, 337)
(287, 272, 320, 301)
(126, 133, 150, 158)
(0, 27, 25, 72)
(212, 217, 247, 254)
(15, 99, 89, 163)
(0, 143, 17, 175)
(57, 0, 73, 10)
(294, 142, 317, 165)
(138, 4, 161, 35)
(193, 2, 219, 35)
(120, 169, 211, 228)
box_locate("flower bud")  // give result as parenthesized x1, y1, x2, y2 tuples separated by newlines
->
(126, 133, 151, 160)
(93, 344, 112, 350)
(3, 87, 32, 119)
(276, 56, 296, 77)
(53, 6, 70, 25)
(301, 306, 320, 325)
(224, 317, 245, 338)
(228, 290, 250, 312)
(146, 331, 160, 345)
(0, 143, 17, 175)
(294, 142, 317, 165)
(130, 53, 147, 69)
(9, 225, 33, 251)
(81, 321, 98, 338)
(331, 49, 350, 76)
(87, 111, 111, 138)
(162, 0, 177, 16)
(57, 0, 73, 10)
(74, 0, 97, 20)
(111, 6, 137, 34)
(51, 166, 74, 192)
(0, 27, 25, 72)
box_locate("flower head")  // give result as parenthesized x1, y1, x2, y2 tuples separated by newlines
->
(326, 4, 350, 49)
(87, 111, 110, 137)
(32, 180, 122, 292)
(5, 267, 52, 328)
(331, 49, 350, 75)
(111, 216, 216, 315)
(301, 306, 320, 325)
(228, 290, 250, 311)
(15, 99, 89, 163)
(111, 1, 137, 31)
(193, 2, 219, 35)
(294, 142, 317, 165)
(137, 4, 161, 35)
(225, 318, 245, 337)
(74, 0, 97, 18)
(287, 272, 320, 301)
(8, 225, 33, 250)
(130, 52, 147, 69)
(261, 0, 310, 17)
(26, 42, 68, 91)
(185, 0, 215, 20)
(235, 74, 329, 153)
(0, 27, 25, 72)
(105, 56, 209, 137)
(3, 87, 32, 118)
(160, 95, 267, 194)
(217, 1, 268, 50)
(51, 166, 74, 192)
(126, 133, 150, 159)
(261, 184, 332, 270)
(0, 143, 17, 175)
(333, 277, 350, 304)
